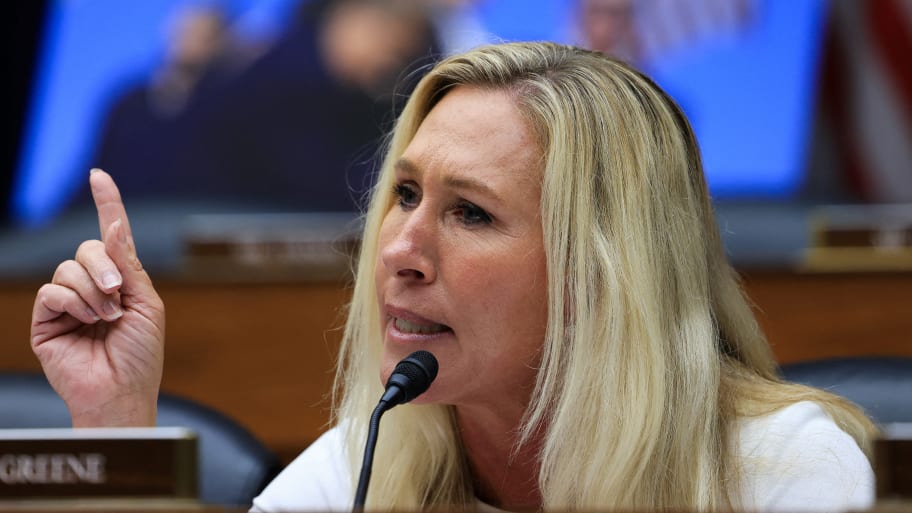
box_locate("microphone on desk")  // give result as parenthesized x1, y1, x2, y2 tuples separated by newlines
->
(353, 350, 438, 511)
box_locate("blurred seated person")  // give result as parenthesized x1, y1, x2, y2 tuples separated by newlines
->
(572, 0, 757, 68)
(84, 4, 239, 202)
(31, 42, 875, 512)
(86, 0, 442, 212)
(574, 0, 639, 63)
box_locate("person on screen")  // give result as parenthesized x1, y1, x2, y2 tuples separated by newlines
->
(81, 0, 441, 212)
(82, 4, 244, 202)
(573, 0, 640, 63)
(177, 0, 442, 211)
(570, 0, 758, 66)
(30, 42, 875, 512)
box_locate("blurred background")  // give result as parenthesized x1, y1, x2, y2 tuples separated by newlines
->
(2, 0, 910, 276)
(1, 0, 910, 470)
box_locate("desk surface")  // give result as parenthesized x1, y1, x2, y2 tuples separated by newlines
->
(0, 499, 244, 512)
(1, 503, 910, 513)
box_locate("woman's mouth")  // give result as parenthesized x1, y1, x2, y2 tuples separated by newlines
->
(393, 317, 451, 335)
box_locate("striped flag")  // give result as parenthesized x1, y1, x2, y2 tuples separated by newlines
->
(819, 0, 912, 202)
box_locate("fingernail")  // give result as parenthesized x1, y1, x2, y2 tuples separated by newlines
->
(102, 300, 123, 320)
(90, 168, 102, 174)
(101, 271, 121, 290)
(87, 308, 100, 321)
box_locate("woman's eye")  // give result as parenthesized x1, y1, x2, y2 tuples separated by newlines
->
(455, 201, 492, 226)
(393, 183, 419, 208)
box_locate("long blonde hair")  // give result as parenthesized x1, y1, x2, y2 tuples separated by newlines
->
(332, 41, 875, 511)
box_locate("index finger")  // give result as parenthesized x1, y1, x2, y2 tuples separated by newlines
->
(89, 168, 133, 243)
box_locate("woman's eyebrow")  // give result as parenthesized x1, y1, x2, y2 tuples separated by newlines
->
(394, 157, 421, 177)
(395, 157, 501, 202)
(442, 174, 500, 202)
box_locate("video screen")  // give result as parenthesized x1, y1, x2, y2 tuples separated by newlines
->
(10, 0, 826, 229)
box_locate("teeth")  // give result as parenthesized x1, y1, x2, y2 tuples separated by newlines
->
(394, 317, 448, 334)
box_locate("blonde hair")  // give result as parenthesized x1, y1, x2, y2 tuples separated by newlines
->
(332, 42, 876, 511)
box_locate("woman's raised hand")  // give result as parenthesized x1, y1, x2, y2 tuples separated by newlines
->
(30, 169, 165, 427)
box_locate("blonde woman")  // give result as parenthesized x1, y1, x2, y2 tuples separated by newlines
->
(31, 42, 875, 512)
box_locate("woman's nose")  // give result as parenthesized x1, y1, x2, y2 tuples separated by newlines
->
(379, 210, 437, 284)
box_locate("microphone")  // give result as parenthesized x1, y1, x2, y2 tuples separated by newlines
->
(353, 350, 438, 510)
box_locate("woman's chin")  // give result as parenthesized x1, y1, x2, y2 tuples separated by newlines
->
(408, 389, 442, 406)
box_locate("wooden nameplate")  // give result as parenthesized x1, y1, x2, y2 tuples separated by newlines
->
(0, 427, 197, 502)
(803, 204, 912, 272)
(875, 423, 912, 504)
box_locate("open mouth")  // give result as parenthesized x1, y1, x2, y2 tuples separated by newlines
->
(393, 317, 452, 335)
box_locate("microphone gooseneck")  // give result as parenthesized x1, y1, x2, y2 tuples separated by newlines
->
(353, 350, 438, 511)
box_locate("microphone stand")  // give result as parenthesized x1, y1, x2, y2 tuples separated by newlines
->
(353, 400, 389, 510)
(351, 350, 438, 511)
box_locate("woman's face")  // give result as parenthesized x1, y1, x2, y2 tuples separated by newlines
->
(375, 86, 549, 411)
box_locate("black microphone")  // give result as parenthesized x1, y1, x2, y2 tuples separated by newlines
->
(353, 350, 438, 510)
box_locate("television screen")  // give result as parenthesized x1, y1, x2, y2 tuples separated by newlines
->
(4, 0, 908, 274)
(11, 0, 830, 226)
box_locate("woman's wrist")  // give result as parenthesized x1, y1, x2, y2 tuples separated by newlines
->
(70, 398, 158, 428)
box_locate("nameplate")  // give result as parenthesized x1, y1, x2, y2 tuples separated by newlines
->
(0, 427, 196, 500)
(875, 423, 912, 501)
(181, 212, 361, 282)
(803, 204, 912, 272)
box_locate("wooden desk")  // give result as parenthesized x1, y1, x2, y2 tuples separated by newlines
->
(1, 271, 910, 463)
(5, 498, 912, 513)
(742, 271, 912, 363)
(0, 501, 243, 512)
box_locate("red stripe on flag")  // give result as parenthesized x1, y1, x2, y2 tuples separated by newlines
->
(866, 0, 912, 122)
(819, 7, 873, 200)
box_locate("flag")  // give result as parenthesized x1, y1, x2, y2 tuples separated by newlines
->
(818, 0, 912, 202)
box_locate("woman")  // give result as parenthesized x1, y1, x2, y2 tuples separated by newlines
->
(31, 42, 875, 512)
